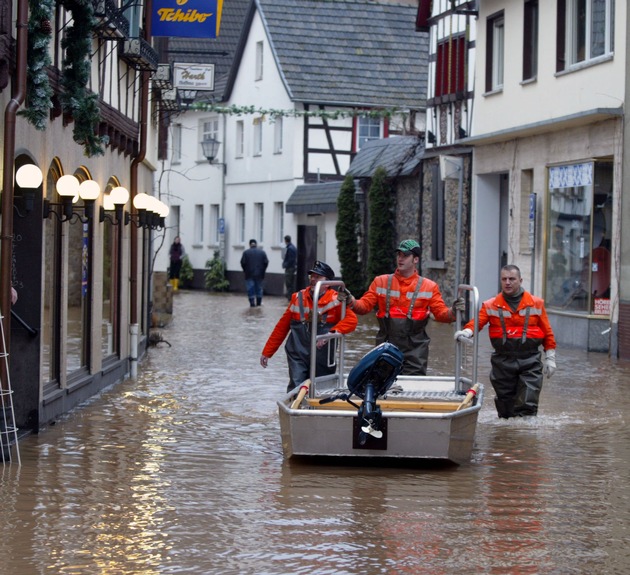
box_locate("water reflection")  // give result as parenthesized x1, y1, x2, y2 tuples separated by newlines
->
(2, 292, 630, 574)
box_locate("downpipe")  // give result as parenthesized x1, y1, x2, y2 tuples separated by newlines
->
(130, 324, 139, 378)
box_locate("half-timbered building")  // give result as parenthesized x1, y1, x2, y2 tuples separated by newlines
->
(158, 0, 428, 294)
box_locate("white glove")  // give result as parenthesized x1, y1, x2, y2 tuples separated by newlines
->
(454, 328, 473, 344)
(544, 349, 556, 378)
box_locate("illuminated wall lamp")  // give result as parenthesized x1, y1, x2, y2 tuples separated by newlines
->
(14, 164, 43, 216)
(125, 193, 168, 229)
(43, 175, 101, 223)
(99, 186, 130, 225)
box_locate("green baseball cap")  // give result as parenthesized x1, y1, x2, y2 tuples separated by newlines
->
(396, 239, 421, 256)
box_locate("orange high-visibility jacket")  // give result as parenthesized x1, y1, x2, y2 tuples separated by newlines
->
(262, 287, 358, 358)
(352, 271, 455, 323)
(464, 291, 556, 352)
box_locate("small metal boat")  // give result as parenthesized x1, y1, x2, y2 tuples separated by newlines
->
(277, 282, 484, 465)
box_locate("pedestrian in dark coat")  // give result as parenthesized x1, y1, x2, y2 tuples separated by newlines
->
(240, 239, 269, 307)
(282, 235, 297, 300)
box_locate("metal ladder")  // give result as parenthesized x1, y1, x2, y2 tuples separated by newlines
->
(0, 310, 20, 465)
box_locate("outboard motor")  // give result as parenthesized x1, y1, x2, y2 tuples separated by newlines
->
(346, 342, 404, 445)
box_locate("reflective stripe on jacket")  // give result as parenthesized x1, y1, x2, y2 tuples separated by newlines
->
(352, 271, 455, 323)
(262, 287, 358, 359)
(465, 291, 556, 354)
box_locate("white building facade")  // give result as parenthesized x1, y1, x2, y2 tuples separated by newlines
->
(467, 0, 624, 353)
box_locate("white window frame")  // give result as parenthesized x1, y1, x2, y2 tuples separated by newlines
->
(194, 204, 204, 244)
(565, 0, 614, 66)
(491, 16, 504, 90)
(236, 203, 245, 244)
(255, 41, 264, 81)
(254, 203, 264, 243)
(357, 117, 382, 149)
(209, 204, 220, 245)
(253, 117, 263, 156)
(235, 120, 244, 158)
(172, 123, 182, 163)
(274, 202, 284, 244)
(273, 117, 283, 154)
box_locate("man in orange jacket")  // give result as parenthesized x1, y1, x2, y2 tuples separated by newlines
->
(339, 239, 463, 376)
(454, 264, 557, 418)
(260, 261, 358, 392)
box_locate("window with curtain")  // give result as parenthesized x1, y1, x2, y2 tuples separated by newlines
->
(435, 35, 466, 98)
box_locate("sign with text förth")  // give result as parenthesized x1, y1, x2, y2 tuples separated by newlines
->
(174, 63, 215, 91)
(152, 0, 223, 38)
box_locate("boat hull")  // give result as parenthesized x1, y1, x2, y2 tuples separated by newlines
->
(277, 383, 484, 465)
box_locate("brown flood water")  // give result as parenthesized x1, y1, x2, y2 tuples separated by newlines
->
(1, 290, 630, 575)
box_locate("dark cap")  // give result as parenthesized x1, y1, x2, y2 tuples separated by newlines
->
(396, 239, 421, 257)
(308, 261, 335, 280)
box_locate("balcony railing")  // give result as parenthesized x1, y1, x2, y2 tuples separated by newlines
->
(93, 0, 130, 39)
(120, 37, 158, 72)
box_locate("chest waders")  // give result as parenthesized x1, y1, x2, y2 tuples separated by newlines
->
(376, 275, 429, 376)
(284, 291, 336, 392)
(490, 306, 543, 418)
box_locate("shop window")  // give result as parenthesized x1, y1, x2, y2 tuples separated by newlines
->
(545, 161, 612, 315)
(102, 179, 121, 360)
(43, 161, 63, 391)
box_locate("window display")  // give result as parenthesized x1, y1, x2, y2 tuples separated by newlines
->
(545, 161, 612, 315)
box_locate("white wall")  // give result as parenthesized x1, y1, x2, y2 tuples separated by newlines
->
(473, 0, 626, 136)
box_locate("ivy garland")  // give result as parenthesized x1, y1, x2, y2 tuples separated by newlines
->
(22, 0, 104, 156)
(191, 103, 406, 121)
(60, 0, 104, 157)
(20, 0, 55, 130)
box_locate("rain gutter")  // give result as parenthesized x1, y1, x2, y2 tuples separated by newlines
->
(128, 0, 152, 377)
(0, 0, 28, 389)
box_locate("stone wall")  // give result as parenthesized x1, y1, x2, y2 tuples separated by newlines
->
(152, 271, 172, 327)
(420, 155, 471, 304)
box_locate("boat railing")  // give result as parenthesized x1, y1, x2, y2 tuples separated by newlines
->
(455, 284, 480, 394)
(308, 280, 349, 398)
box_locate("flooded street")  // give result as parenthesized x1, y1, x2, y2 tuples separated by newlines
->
(2, 290, 630, 574)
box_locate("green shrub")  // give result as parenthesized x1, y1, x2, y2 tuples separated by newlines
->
(204, 251, 230, 291)
(336, 174, 365, 294)
(367, 166, 396, 279)
(179, 255, 194, 286)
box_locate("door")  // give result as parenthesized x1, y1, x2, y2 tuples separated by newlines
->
(297, 225, 317, 290)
